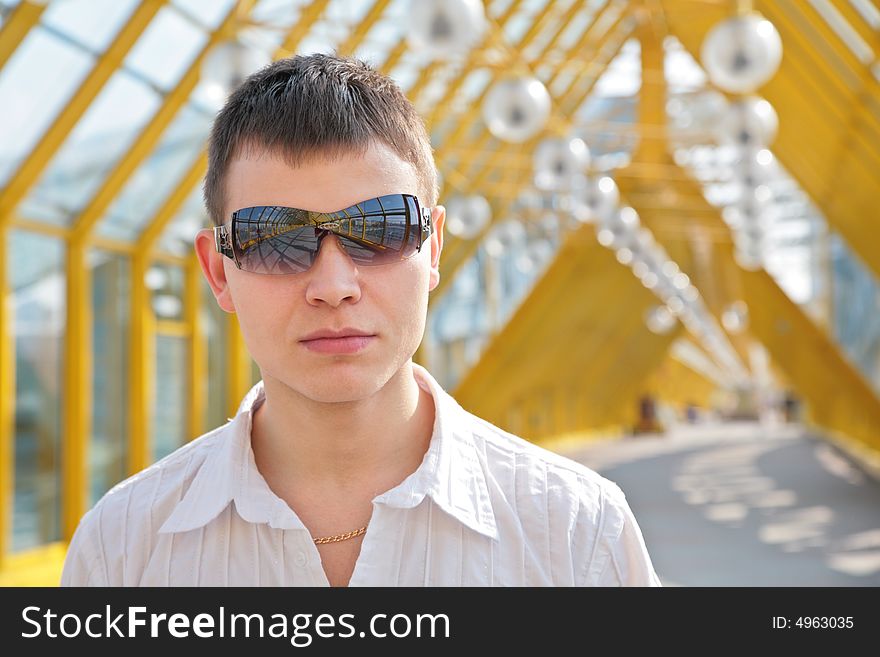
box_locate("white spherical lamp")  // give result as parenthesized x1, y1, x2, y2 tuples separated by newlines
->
(571, 175, 620, 224)
(701, 14, 782, 93)
(407, 0, 487, 59)
(443, 194, 491, 239)
(482, 77, 552, 143)
(716, 96, 778, 149)
(202, 40, 270, 97)
(533, 137, 590, 190)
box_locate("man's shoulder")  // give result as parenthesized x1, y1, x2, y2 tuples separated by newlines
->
(82, 421, 232, 529)
(453, 404, 624, 504)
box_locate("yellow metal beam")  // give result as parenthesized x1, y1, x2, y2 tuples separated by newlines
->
(549, 277, 661, 432)
(274, 0, 332, 56)
(0, 0, 45, 71)
(185, 252, 205, 442)
(0, 225, 13, 567)
(410, 0, 525, 111)
(515, 259, 650, 403)
(756, 0, 880, 167)
(664, 0, 880, 281)
(423, 0, 553, 128)
(0, 0, 166, 227)
(453, 219, 664, 436)
(128, 255, 155, 475)
(72, 2, 257, 236)
(614, 3, 880, 454)
(742, 268, 880, 449)
(227, 313, 253, 421)
(336, 0, 391, 56)
(587, 322, 680, 428)
(826, 0, 880, 53)
(457, 242, 629, 423)
(65, 0, 258, 486)
(60, 239, 92, 541)
(430, 6, 634, 308)
(440, 0, 628, 180)
(775, 0, 880, 99)
(129, 154, 206, 474)
(452, 225, 599, 411)
(645, 352, 719, 410)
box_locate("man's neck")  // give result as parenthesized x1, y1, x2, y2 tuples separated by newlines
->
(249, 361, 436, 499)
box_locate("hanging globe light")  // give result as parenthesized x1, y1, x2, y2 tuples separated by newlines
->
(721, 301, 749, 334)
(734, 245, 763, 271)
(735, 148, 775, 188)
(532, 137, 590, 190)
(528, 239, 555, 266)
(628, 228, 656, 263)
(443, 194, 491, 239)
(570, 175, 620, 223)
(202, 39, 270, 98)
(700, 13, 783, 94)
(646, 305, 677, 335)
(482, 76, 552, 143)
(484, 219, 526, 257)
(407, 0, 487, 60)
(726, 185, 771, 230)
(538, 212, 559, 240)
(596, 206, 640, 250)
(716, 96, 779, 149)
(733, 218, 764, 270)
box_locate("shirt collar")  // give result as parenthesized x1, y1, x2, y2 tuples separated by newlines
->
(158, 363, 498, 541)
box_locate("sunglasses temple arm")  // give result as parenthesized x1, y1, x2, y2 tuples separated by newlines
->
(420, 207, 432, 250)
(213, 225, 234, 259)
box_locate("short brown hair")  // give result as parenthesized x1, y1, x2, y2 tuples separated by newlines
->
(203, 53, 438, 226)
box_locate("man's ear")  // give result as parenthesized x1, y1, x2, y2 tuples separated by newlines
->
(428, 205, 445, 292)
(194, 228, 236, 313)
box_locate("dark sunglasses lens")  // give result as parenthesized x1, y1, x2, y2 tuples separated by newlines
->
(231, 196, 422, 274)
(330, 195, 418, 266)
(232, 206, 316, 274)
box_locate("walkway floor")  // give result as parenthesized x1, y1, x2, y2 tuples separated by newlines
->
(558, 421, 880, 586)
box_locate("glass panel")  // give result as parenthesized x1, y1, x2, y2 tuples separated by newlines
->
(41, 0, 139, 53)
(96, 103, 212, 242)
(0, 28, 94, 188)
(153, 335, 187, 462)
(831, 233, 880, 394)
(21, 72, 162, 227)
(157, 187, 209, 257)
(149, 263, 185, 322)
(172, 0, 236, 30)
(352, 0, 406, 65)
(201, 277, 229, 432)
(89, 249, 130, 505)
(9, 230, 65, 552)
(0, 1, 22, 19)
(124, 5, 208, 92)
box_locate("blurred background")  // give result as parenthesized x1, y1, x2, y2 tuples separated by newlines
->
(0, 0, 878, 586)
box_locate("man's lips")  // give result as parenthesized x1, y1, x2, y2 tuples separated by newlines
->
(300, 335, 376, 354)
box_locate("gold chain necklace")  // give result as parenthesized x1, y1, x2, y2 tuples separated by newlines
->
(313, 525, 368, 545)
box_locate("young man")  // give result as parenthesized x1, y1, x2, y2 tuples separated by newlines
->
(61, 54, 661, 587)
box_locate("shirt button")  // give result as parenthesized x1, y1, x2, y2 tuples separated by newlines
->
(294, 551, 308, 567)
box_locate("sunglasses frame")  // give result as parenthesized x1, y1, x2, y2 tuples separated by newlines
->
(213, 193, 433, 274)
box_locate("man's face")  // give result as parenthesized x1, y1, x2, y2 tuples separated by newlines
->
(195, 141, 445, 403)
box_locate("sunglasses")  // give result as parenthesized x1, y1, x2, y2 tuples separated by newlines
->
(213, 193, 433, 275)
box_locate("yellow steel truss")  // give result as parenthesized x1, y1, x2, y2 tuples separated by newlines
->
(0, 0, 45, 71)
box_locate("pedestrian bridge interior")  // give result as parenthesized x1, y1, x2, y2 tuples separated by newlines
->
(1, 0, 878, 586)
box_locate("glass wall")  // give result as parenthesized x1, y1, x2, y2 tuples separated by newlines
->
(89, 249, 129, 506)
(10, 230, 64, 552)
(153, 334, 187, 462)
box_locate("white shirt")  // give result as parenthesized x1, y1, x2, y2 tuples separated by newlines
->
(61, 363, 661, 586)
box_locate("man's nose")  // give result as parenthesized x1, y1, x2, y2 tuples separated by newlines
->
(305, 231, 361, 305)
